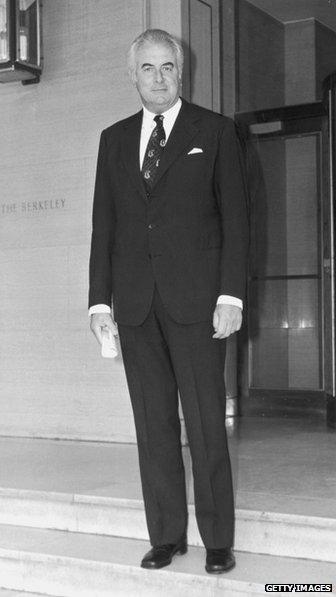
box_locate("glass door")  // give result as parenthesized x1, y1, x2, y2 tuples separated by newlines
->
(236, 102, 335, 419)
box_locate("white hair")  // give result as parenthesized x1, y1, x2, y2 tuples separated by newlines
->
(127, 29, 184, 80)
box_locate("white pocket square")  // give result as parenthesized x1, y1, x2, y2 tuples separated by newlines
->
(188, 147, 203, 155)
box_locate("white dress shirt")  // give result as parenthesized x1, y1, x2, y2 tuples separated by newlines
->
(89, 99, 243, 316)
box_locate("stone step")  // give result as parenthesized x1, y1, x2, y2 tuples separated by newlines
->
(0, 524, 334, 597)
(0, 589, 55, 597)
(0, 488, 335, 563)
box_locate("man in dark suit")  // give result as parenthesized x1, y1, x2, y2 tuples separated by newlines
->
(89, 29, 248, 574)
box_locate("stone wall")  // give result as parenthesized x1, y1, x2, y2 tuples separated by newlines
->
(0, 0, 148, 441)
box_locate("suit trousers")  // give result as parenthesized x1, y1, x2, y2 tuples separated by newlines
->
(118, 287, 234, 549)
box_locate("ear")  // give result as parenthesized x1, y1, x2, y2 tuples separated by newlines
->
(128, 68, 137, 86)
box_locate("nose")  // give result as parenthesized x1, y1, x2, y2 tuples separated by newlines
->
(154, 68, 164, 83)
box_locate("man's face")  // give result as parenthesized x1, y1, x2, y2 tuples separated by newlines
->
(132, 42, 181, 113)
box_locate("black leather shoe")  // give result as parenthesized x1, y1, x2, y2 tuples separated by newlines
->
(141, 537, 187, 569)
(205, 547, 235, 574)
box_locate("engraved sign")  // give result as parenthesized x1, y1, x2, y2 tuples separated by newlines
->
(1, 199, 66, 216)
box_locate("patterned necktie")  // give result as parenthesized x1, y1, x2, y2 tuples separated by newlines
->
(142, 114, 166, 189)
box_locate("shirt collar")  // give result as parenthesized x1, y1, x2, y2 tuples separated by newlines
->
(142, 97, 182, 127)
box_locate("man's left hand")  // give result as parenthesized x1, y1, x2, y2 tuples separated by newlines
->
(212, 304, 242, 339)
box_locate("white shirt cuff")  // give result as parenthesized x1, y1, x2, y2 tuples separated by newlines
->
(88, 304, 111, 317)
(89, 297, 242, 316)
(216, 295, 243, 310)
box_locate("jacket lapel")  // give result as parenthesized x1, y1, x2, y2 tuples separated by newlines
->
(152, 100, 200, 190)
(121, 110, 146, 199)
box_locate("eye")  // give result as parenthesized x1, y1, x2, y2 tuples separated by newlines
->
(162, 65, 173, 72)
(142, 66, 154, 73)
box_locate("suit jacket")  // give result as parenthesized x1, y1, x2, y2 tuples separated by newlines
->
(89, 99, 249, 326)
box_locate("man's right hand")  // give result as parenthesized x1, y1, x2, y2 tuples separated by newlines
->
(90, 313, 118, 346)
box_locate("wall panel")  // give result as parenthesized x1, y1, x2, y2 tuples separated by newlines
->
(182, 0, 221, 112)
(315, 20, 336, 101)
(284, 20, 315, 105)
(237, 0, 285, 112)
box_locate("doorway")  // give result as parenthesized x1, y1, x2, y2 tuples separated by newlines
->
(235, 103, 335, 418)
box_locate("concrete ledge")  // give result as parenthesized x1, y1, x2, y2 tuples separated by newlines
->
(0, 488, 335, 562)
(0, 525, 335, 597)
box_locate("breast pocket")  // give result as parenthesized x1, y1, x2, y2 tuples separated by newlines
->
(177, 152, 207, 181)
(185, 152, 205, 161)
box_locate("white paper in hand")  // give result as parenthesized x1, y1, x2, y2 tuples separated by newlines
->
(101, 328, 118, 359)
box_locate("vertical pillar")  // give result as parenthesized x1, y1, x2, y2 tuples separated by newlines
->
(144, 0, 182, 39)
(221, 0, 237, 116)
(221, 0, 239, 415)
